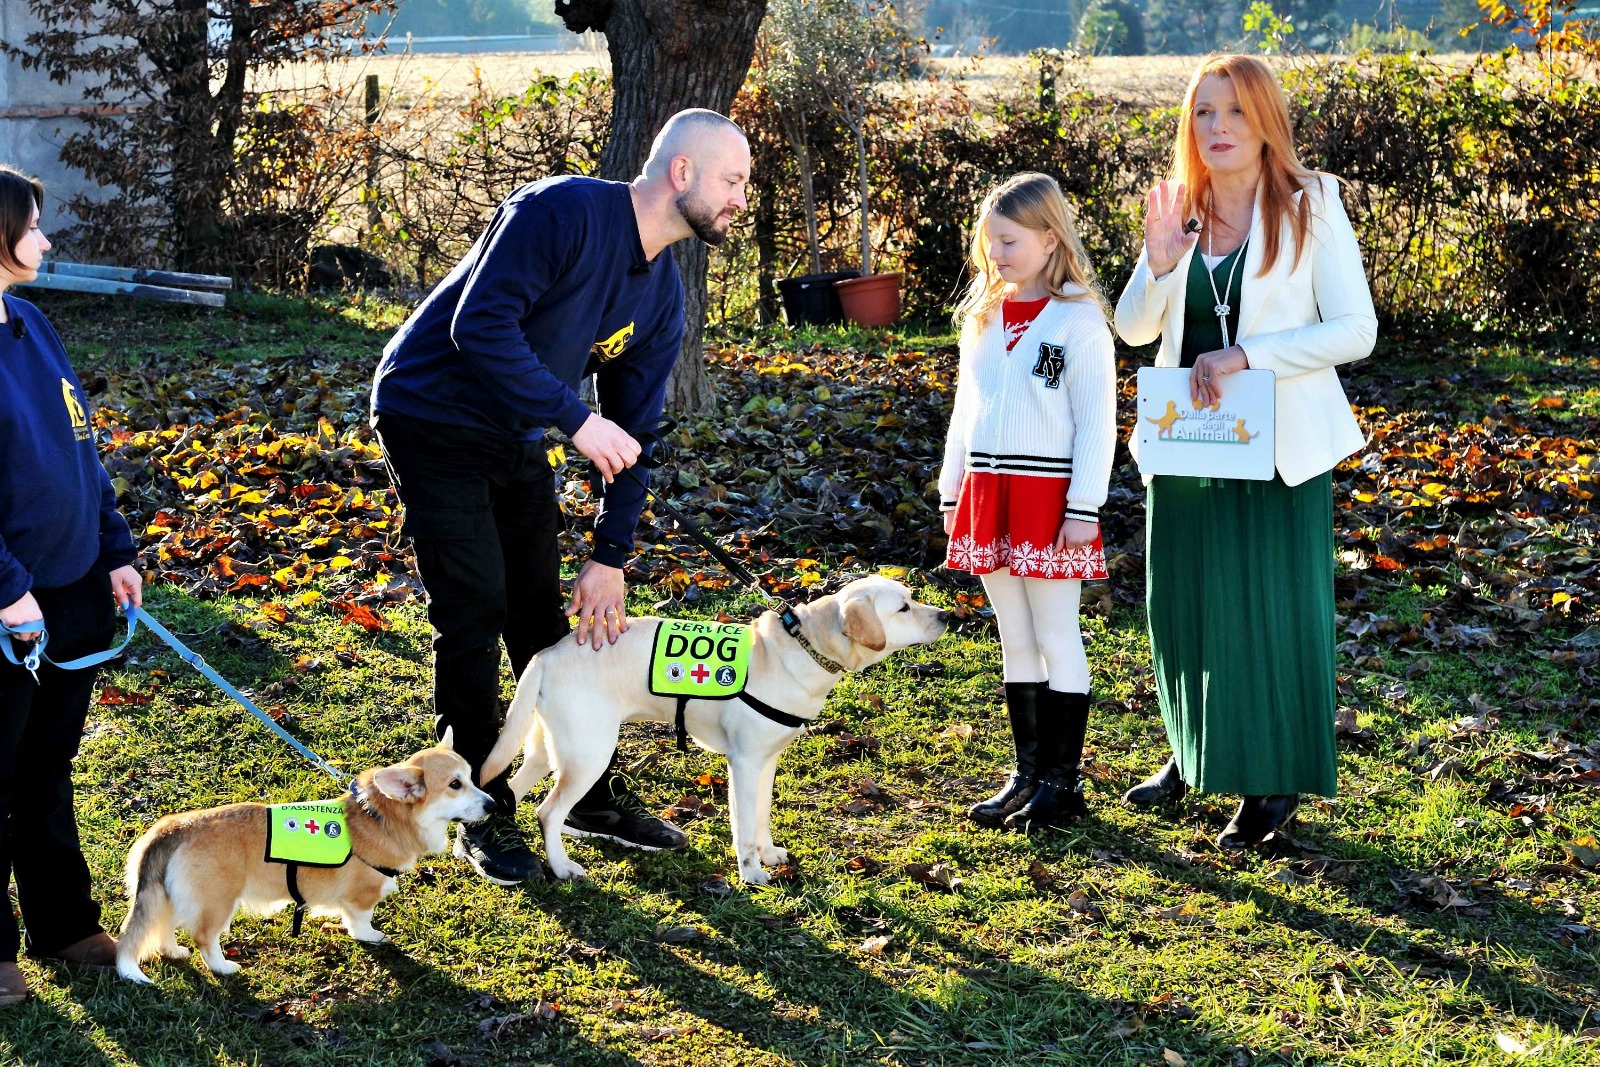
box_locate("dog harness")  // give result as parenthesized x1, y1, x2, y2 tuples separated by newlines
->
(648, 620, 807, 750)
(266, 797, 401, 936)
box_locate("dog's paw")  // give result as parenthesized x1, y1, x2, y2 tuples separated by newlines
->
(161, 944, 190, 960)
(759, 844, 789, 866)
(738, 865, 771, 885)
(350, 929, 387, 945)
(117, 963, 155, 985)
(548, 858, 589, 880)
(206, 959, 241, 977)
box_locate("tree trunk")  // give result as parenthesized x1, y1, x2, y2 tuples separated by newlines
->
(170, 0, 221, 271)
(797, 138, 821, 275)
(779, 106, 821, 275)
(587, 0, 768, 415)
(754, 190, 780, 325)
(848, 103, 871, 277)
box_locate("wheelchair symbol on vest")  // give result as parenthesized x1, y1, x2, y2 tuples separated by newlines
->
(716, 665, 736, 686)
(1033, 343, 1064, 389)
(666, 662, 685, 682)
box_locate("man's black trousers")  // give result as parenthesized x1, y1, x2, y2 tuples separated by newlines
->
(375, 413, 570, 807)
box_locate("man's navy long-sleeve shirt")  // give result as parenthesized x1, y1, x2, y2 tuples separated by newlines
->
(372, 176, 685, 568)
(0, 294, 137, 608)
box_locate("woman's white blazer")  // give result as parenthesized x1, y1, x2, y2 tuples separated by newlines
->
(1113, 173, 1378, 486)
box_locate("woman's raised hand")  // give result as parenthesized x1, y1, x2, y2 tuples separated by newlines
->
(1144, 180, 1199, 279)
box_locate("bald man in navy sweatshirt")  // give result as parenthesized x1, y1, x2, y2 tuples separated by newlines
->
(372, 110, 750, 885)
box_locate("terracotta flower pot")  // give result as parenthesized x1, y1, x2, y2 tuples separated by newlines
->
(833, 272, 902, 327)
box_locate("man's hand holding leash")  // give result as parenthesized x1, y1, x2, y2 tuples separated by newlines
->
(572, 412, 641, 484)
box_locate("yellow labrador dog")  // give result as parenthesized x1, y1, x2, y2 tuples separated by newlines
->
(479, 576, 951, 884)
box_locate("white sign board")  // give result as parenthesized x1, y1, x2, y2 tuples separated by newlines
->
(1135, 367, 1277, 480)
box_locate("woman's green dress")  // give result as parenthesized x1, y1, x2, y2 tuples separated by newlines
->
(1144, 245, 1338, 797)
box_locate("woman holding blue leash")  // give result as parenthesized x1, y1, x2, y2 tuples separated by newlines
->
(0, 165, 143, 1004)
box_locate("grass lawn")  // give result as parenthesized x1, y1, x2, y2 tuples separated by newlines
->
(1, 291, 1596, 1067)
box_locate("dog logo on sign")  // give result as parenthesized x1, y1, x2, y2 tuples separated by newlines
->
(324, 820, 342, 840)
(1033, 343, 1064, 389)
(716, 665, 737, 686)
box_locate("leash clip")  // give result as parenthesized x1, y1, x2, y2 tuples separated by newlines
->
(778, 603, 802, 638)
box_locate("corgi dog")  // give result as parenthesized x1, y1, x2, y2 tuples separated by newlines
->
(116, 744, 494, 984)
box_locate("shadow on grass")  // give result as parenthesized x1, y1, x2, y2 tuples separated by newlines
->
(1020, 798, 1598, 1034)
(503, 826, 1273, 1067)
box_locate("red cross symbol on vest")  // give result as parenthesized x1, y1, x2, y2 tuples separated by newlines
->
(304, 819, 320, 835)
(690, 663, 710, 684)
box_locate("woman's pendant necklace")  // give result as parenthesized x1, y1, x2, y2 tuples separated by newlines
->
(1205, 209, 1250, 350)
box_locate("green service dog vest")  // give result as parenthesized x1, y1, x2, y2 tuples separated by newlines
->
(648, 620, 807, 749)
(264, 794, 402, 938)
(266, 801, 352, 867)
(650, 620, 754, 699)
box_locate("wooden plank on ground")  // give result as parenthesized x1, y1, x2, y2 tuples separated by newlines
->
(16, 272, 227, 307)
(36, 261, 234, 291)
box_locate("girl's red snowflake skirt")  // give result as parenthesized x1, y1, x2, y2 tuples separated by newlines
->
(944, 472, 1108, 580)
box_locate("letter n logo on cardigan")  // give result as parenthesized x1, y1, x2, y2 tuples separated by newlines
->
(1033, 344, 1064, 389)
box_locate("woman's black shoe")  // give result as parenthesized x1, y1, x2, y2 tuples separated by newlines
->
(1122, 756, 1187, 808)
(968, 681, 1042, 828)
(1217, 794, 1299, 850)
(1002, 688, 1092, 833)
(1004, 777, 1089, 833)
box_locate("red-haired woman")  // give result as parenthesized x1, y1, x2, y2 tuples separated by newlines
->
(1114, 55, 1377, 849)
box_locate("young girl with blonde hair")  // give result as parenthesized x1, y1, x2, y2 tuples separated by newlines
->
(938, 172, 1117, 832)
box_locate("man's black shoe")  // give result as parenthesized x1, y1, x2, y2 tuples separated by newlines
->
(565, 775, 688, 851)
(454, 811, 544, 885)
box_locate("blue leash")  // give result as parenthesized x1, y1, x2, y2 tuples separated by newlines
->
(1, 604, 348, 784)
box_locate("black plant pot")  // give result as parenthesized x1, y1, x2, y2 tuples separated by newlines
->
(775, 270, 860, 327)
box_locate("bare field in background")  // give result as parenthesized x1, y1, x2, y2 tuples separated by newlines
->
(259, 48, 1523, 115)
(258, 51, 1283, 110)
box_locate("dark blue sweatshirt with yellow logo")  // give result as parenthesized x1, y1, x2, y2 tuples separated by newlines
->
(371, 176, 685, 568)
(0, 294, 137, 608)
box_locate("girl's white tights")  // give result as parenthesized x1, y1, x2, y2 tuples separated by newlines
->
(979, 567, 1088, 693)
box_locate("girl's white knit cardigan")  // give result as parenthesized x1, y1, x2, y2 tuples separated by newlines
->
(937, 290, 1117, 524)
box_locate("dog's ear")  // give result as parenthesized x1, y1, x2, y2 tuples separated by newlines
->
(439, 726, 455, 752)
(840, 594, 887, 652)
(373, 764, 427, 803)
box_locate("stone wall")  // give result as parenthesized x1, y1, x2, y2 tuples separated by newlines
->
(0, 4, 114, 233)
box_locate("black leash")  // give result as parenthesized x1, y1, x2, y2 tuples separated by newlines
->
(617, 418, 858, 675)
(611, 418, 850, 750)
(620, 417, 777, 604)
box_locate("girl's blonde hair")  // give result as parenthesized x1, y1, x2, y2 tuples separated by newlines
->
(1173, 54, 1320, 276)
(953, 172, 1105, 333)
